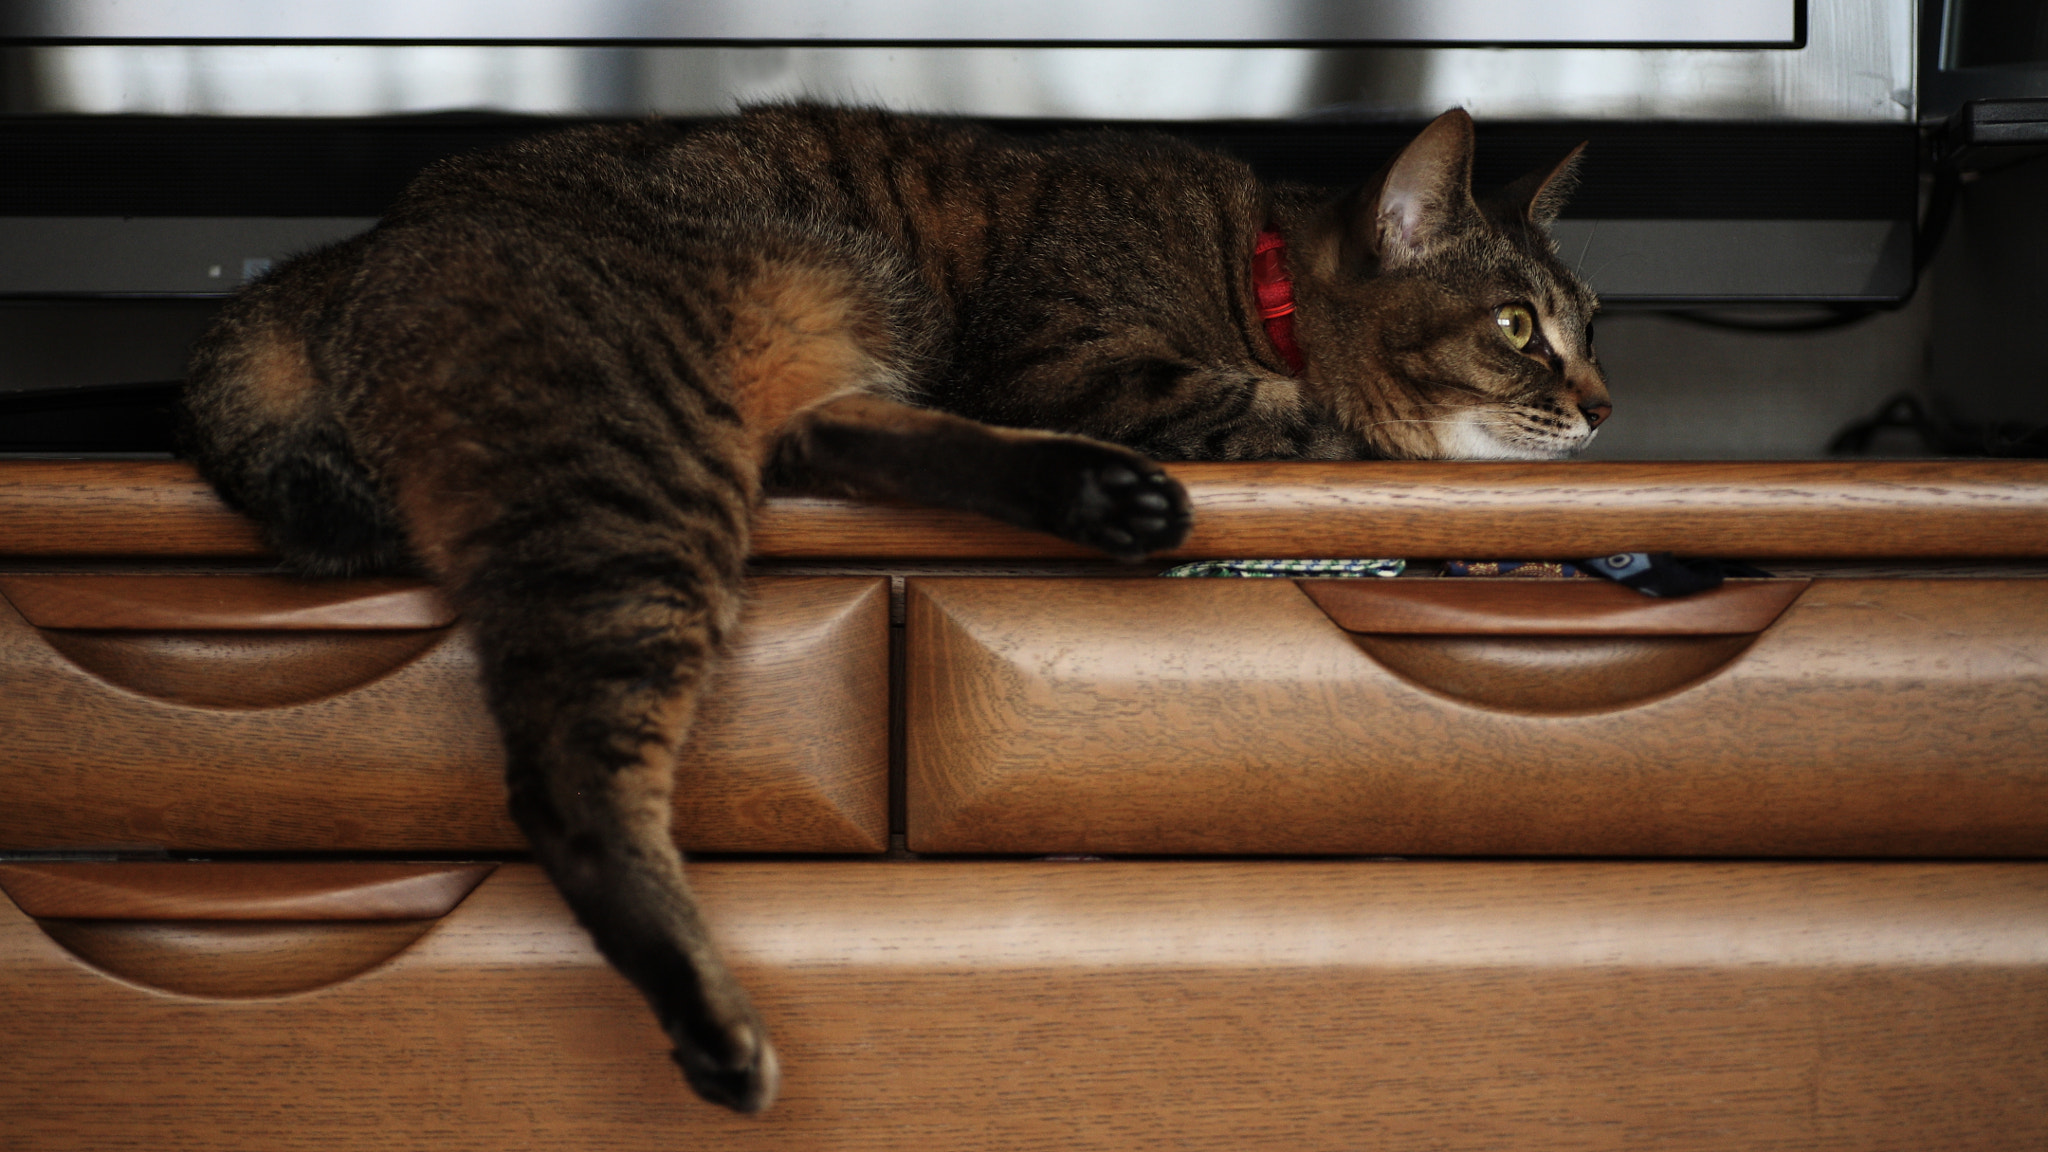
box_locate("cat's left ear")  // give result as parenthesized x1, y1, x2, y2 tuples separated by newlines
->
(1502, 143, 1587, 228)
(1364, 108, 1482, 267)
(1314, 108, 1483, 274)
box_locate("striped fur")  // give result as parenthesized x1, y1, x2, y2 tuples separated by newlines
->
(180, 105, 1605, 1113)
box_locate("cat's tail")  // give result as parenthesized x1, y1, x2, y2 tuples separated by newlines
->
(180, 234, 415, 575)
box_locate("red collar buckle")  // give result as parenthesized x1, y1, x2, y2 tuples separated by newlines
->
(1251, 228, 1305, 375)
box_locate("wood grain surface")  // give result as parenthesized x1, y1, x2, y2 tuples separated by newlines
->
(0, 862, 496, 920)
(9, 458, 2048, 560)
(0, 578, 889, 853)
(905, 576, 2048, 856)
(3, 860, 2045, 1150)
(0, 573, 457, 629)
(1300, 576, 1807, 634)
(0, 459, 266, 559)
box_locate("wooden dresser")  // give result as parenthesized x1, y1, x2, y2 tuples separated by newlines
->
(4, 458, 2046, 1151)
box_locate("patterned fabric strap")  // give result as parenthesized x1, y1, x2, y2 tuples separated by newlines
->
(1158, 558, 1405, 579)
(1159, 554, 1767, 594)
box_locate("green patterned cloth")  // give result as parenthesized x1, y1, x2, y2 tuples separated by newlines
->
(1157, 558, 1405, 579)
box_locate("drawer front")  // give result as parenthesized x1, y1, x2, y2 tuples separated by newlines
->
(3, 860, 2045, 1150)
(0, 575, 887, 853)
(906, 577, 2048, 855)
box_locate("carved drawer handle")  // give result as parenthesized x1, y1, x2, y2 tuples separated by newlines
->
(0, 574, 455, 630)
(0, 861, 493, 919)
(1299, 579, 1810, 714)
(32, 628, 450, 710)
(0, 862, 493, 998)
(0, 575, 459, 709)
(1299, 578, 1808, 636)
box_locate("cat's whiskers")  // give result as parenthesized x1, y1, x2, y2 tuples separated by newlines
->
(1356, 417, 1472, 429)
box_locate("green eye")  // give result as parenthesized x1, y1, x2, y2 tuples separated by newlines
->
(1494, 303, 1535, 350)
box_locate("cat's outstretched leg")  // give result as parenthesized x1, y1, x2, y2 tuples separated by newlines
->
(771, 393, 1193, 560)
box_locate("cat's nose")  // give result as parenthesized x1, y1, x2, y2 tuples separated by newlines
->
(1579, 402, 1611, 429)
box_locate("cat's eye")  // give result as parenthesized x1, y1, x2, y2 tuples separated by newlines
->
(1494, 303, 1536, 350)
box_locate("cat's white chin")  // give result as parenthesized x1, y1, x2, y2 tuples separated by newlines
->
(1435, 410, 1587, 460)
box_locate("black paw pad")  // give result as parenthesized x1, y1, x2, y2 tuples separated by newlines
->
(1044, 442, 1193, 561)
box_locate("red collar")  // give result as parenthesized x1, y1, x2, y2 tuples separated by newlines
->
(1251, 228, 1305, 376)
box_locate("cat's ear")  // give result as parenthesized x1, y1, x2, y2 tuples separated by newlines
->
(1503, 142, 1586, 228)
(1358, 108, 1482, 268)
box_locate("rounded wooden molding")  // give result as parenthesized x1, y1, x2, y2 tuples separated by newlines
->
(9, 459, 2048, 560)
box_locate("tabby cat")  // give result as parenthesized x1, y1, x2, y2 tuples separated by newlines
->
(181, 104, 1607, 1113)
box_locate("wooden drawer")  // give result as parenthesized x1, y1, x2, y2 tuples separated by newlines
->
(2, 859, 2043, 1150)
(0, 575, 888, 853)
(906, 576, 2048, 855)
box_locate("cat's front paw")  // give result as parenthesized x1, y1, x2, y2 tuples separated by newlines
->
(1038, 441, 1192, 561)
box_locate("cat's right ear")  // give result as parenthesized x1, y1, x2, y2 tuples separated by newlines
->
(1337, 108, 1482, 271)
(1502, 142, 1587, 228)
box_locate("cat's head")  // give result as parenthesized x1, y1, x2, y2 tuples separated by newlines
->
(1288, 109, 1609, 460)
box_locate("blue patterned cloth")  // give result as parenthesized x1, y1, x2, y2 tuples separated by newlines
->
(1160, 554, 1770, 596)
(1445, 553, 1775, 597)
(1158, 558, 1405, 579)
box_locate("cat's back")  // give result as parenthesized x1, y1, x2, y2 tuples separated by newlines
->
(384, 108, 995, 236)
(383, 106, 1261, 290)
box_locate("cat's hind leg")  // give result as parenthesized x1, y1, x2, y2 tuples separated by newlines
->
(377, 318, 780, 1113)
(770, 393, 1193, 560)
(405, 456, 778, 1111)
(180, 235, 414, 575)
